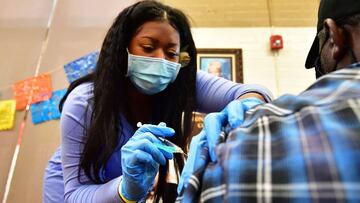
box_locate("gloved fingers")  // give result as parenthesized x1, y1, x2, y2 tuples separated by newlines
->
(138, 129, 177, 159)
(189, 130, 206, 150)
(132, 131, 174, 160)
(227, 98, 264, 129)
(131, 131, 159, 142)
(186, 131, 206, 172)
(242, 97, 264, 110)
(135, 124, 175, 138)
(132, 149, 159, 169)
(123, 149, 158, 177)
(156, 147, 174, 160)
(177, 131, 207, 194)
(130, 138, 168, 165)
(158, 122, 167, 127)
(226, 100, 245, 129)
(204, 112, 227, 162)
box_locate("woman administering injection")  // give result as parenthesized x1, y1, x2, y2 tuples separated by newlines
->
(43, 1, 272, 202)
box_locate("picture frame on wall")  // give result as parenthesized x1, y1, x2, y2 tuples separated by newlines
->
(197, 48, 243, 83)
(191, 48, 243, 137)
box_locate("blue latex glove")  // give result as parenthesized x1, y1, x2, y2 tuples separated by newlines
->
(177, 98, 264, 194)
(120, 123, 175, 201)
(177, 130, 207, 194)
(204, 97, 264, 162)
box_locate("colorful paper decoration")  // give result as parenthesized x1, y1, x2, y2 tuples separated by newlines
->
(30, 89, 67, 124)
(12, 73, 52, 110)
(0, 100, 16, 131)
(64, 52, 99, 83)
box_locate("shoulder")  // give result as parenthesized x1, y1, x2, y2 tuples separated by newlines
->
(63, 82, 94, 108)
(61, 82, 94, 121)
(60, 83, 94, 136)
(67, 82, 94, 101)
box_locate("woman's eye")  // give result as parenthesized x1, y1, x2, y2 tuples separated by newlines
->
(142, 46, 154, 52)
(167, 52, 179, 58)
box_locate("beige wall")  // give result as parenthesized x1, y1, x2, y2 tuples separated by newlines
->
(0, 1, 318, 202)
(193, 27, 316, 97)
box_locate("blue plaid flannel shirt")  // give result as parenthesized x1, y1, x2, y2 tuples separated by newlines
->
(177, 63, 360, 203)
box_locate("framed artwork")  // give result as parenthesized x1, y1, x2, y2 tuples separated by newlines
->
(190, 48, 243, 137)
(197, 48, 243, 83)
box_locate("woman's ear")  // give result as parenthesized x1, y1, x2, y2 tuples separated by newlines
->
(324, 18, 347, 61)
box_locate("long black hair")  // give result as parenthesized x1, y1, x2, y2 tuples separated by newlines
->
(59, 0, 197, 201)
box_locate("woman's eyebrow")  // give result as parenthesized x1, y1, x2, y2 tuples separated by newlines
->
(139, 36, 179, 48)
(167, 42, 179, 47)
(139, 36, 156, 41)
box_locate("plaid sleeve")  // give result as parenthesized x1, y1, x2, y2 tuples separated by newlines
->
(179, 99, 360, 203)
(178, 66, 360, 203)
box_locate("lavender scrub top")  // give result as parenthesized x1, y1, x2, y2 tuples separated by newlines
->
(43, 70, 272, 203)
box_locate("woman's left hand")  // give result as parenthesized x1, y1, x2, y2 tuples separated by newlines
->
(204, 97, 264, 162)
(177, 98, 264, 194)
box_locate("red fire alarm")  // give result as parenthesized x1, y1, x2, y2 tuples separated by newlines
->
(270, 35, 283, 50)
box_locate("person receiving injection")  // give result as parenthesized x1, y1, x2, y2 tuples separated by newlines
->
(43, 1, 272, 203)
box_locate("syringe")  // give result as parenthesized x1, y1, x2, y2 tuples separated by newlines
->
(154, 136, 187, 157)
(137, 122, 187, 157)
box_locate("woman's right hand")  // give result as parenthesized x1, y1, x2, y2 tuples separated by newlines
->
(120, 123, 175, 201)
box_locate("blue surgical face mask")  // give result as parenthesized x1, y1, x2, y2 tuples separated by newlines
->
(126, 51, 181, 95)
